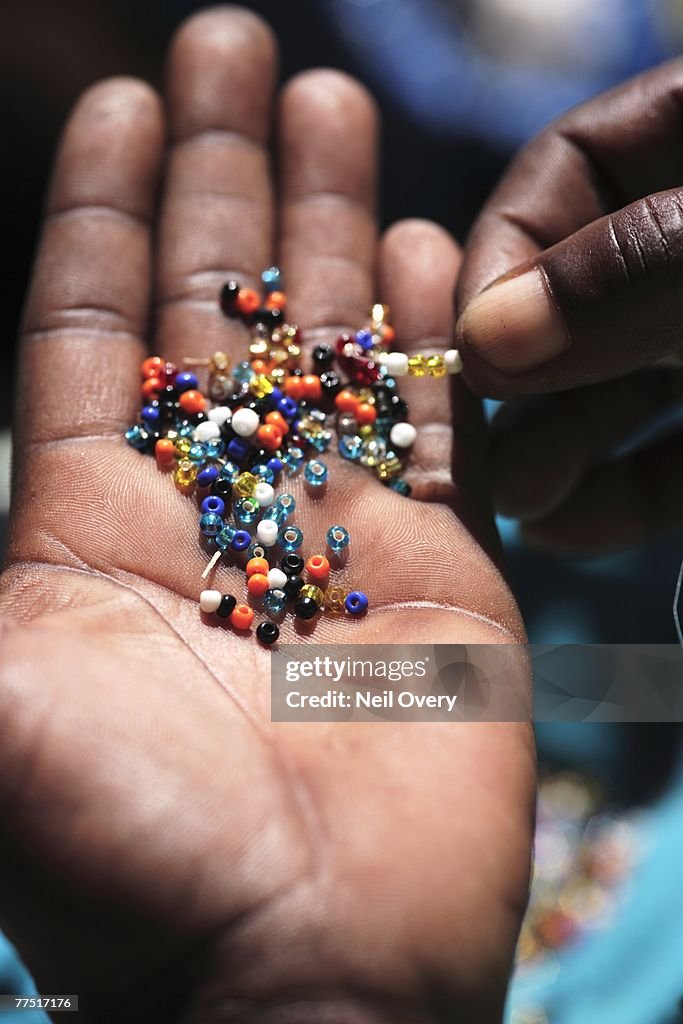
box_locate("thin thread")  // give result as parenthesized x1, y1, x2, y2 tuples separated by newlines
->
(674, 557, 683, 648)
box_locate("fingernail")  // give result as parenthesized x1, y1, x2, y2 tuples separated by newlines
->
(458, 269, 569, 373)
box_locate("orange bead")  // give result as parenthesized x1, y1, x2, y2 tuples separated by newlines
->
(142, 376, 163, 400)
(246, 557, 270, 578)
(355, 402, 377, 426)
(265, 410, 289, 435)
(381, 324, 396, 345)
(257, 424, 283, 451)
(230, 603, 254, 630)
(236, 288, 260, 315)
(284, 375, 305, 400)
(155, 438, 176, 468)
(179, 389, 206, 414)
(247, 573, 270, 598)
(265, 290, 287, 310)
(306, 554, 330, 580)
(141, 356, 164, 379)
(301, 374, 322, 401)
(335, 389, 360, 413)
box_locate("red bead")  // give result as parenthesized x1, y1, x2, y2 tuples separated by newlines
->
(179, 390, 206, 414)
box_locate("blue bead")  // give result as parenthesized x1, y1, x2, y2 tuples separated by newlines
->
(234, 498, 260, 525)
(227, 437, 250, 462)
(204, 438, 225, 460)
(261, 266, 282, 291)
(308, 430, 332, 453)
(216, 525, 237, 550)
(338, 434, 363, 460)
(125, 425, 148, 450)
(275, 493, 296, 517)
(200, 512, 223, 538)
(277, 397, 299, 420)
(278, 525, 304, 552)
(141, 405, 160, 425)
(219, 461, 240, 483)
(247, 540, 266, 559)
(345, 590, 368, 615)
(267, 457, 284, 477)
(252, 463, 275, 484)
(188, 442, 207, 464)
(268, 387, 284, 407)
(390, 478, 412, 497)
(283, 446, 305, 476)
(262, 505, 287, 526)
(178, 423, 195, 437)
(175, 371, 199, 392)
(197, 465, 219, 488)
(264, 588, 287, 616)
(231, 529, 252, 552)
(326, 525, 350, 552)
(201, 495, 225, 517)
(233, 360, 255, 383)
(356, 328, 374, 351)
(304, 459, 328, 486)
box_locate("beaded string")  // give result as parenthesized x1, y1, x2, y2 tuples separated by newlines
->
(125, 268, 461, 644)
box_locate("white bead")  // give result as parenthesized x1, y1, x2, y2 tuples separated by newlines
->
(445, 349, 463, 374)
(267, 568, 288, 590)
(385, 352, 409, 377)
(194, 420, 221, 443)
(231, 408, 260, 437)
(256, 520, 279, 546)
(390, 421, 417, 448)
(199, 589, 222, 614)
(208, 406, 231, 426)
(254, 482, 275, 507)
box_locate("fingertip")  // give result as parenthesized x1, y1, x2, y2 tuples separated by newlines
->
(381, 217, 461, 271)
(281, 67, 378, 129)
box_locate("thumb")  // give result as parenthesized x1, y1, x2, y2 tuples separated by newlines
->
(457, 188, 683, 396)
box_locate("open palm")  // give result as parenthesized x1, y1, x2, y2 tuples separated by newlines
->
(0, 9, 534, 1023)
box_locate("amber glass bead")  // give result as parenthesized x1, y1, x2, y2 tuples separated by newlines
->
(230, 603, 254, 630)
(210, 351, 231, 373)
(234, 472, 257, 498)
(408, 355, 427, 377)
(299, 584, 324, 607)
(324, 586, 347, 613)
(377, 457, 402, 481)
(427, 354, 447, 377)
(173, 459, 197, 492)
(174, 436, 192, 457)
(306, 555, 330, 581)
(247, 573, 270, 598)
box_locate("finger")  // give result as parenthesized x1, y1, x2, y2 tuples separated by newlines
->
(278, 70, 377, 336)
(492, 369, 683, 520)
(18, 78, 163, 449)
(155, 8, 277, 366)
(521, 434, 683, 553)
(455, 59, 683, 395)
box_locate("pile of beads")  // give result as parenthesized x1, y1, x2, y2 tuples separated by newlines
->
(125, 267, 461, 643)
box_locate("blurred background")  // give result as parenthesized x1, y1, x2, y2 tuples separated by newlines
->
(2, 1, 683, 1022)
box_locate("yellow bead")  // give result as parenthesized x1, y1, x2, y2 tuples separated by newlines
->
(427, 354, 447, 378)
(377, 457, 402, 481)
(270, 367, 286, 384)
(234, 472, 257, 498)
(249, 374, 274, 399)
(173, 458, 197, 491)
(324, 586, 346, 613)
(408, 355, 427, 377)
(357, 388, 375, 404)
(174, 437, 192, 456)
(358, 424, 375, 439)
(300, 584, 324, 607)
(286, 343, 301, 363)
(210, 351, 230, 373)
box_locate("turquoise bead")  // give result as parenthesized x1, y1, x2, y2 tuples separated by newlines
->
(390, 478, 412, 497)
(278, 525, 304, 552)
(216, 524, 237, 550)
(338, 434, 363, 460)
(247, 541, 267, 560)
(308, 430, 332, 452)
(188, 442, 207, 463)
(304, 459, 328, 486)
(200, 512, 223, 537)
(219, 461, 240, 483)
(204, 438, 225, 460)
(262, 505, 287, 526)
(233, 360, 255, 383)
(125, 425, 148, 450)
(177, 423, 195, 437)
(264, 588, 287, 616)
(252, 463, 275, 484)
(326, 525, 350, 552)
(283, 446, 305, 475)
(275, 493, 296, 517)
(233, 498, 260, 525)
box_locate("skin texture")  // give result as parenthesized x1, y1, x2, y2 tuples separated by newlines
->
(0, 8, 534, 1023)
(456, 61, 683, 552)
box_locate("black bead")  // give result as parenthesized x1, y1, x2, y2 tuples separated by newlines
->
(283, 575, 305, 599)
(256, 621, 280, 645)
(281, 554, 305, 576)
(211, 478, 232, 500)
(220, 280, 240, 315)
(161, 384, 179, 401)
(390, 395, 409, 418)
(216, 594, 237, 618)
(312, 343, 334, 368)
(319, 370, 340, 394)
(294, 596, 319, 620)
